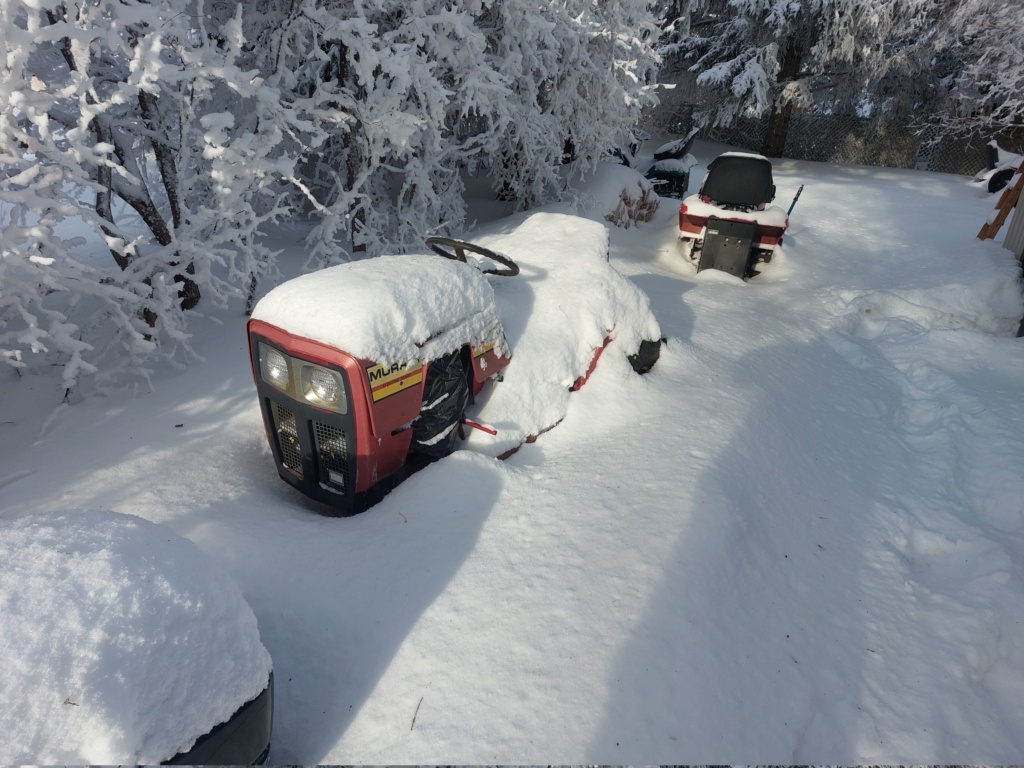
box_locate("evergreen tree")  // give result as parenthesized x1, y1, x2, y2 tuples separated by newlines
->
(941, 0, 1024, 133)
(667, 0, 926, 156)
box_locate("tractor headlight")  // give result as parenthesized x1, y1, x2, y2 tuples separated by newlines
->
(257, 342, 347, 413)
(300, 364, 347, 413)
(260, 344, 290, 391)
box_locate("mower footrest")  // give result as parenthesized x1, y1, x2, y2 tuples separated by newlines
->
(697, 217, 757, 278)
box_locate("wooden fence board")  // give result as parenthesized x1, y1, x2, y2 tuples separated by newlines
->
(979, 160, 1024, 240)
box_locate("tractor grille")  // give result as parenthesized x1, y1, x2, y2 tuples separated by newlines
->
(272, 402, 303, 477)
(314, 421, 350, 492)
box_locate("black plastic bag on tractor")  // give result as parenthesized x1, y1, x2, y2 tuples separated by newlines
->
(411, 350, 470, 461)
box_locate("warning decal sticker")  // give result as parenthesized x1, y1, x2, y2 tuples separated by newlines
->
(366, 361, 423, 402)
(472, 341, 496, 358)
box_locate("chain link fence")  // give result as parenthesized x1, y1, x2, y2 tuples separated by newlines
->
(646, 100, 1024, 176)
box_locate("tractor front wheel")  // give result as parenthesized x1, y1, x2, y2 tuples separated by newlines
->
(411, 350, 470, 462)
(628, 338, 662, 374)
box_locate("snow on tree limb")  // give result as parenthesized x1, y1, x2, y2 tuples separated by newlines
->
(2, 0, 663, 395)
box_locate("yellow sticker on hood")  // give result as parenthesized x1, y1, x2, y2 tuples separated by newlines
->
(366, 361, 423, 402)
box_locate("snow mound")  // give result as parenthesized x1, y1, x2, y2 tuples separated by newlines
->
(251, 253, 507, 366)
(463, 212, 661, 455)
(579, 161, 659, 228)
(830, 276, 1024, 338)
(0, 510, 272, 765)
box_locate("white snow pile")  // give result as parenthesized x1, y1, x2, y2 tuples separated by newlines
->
(0, 510, 272, 765)
(251, 253, 507, 366)
(578, 160, 658, 224)
(463, 211, 661, 455)
(830, 279, 1024, 338)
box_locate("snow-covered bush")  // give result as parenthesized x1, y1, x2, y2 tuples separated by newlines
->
(225, 0, 661, 261)
(572, 162, 660, 229)
(0, 1, 310, 392)
(481, 0, 662, 212)
(1, 0, 662, 396)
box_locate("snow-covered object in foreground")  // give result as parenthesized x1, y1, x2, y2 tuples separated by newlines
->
(248, 255, 514, 511)
(0, 510, 273, 765)
(646, 129, 700, 198)
(974, 141, 1024, 194)
(247, 212, 661, 513)
(653, 132, 698, 162)
(646, 155, 698, 198)
(678, 151, 790, 278)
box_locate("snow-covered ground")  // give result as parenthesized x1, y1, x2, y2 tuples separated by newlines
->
(1, 510, 271, 763)
(3, 141, 1024, 762)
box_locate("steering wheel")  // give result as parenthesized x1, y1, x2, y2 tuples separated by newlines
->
(425, 237, 520, 277)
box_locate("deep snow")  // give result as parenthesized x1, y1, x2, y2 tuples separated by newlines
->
(0, 510, 271, 763)
(462, 211, 661, 456)
(3, 141, 1024, 762)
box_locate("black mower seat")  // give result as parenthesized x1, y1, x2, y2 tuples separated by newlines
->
(701, 153, 775, 209)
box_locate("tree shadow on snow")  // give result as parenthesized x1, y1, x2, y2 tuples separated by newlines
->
(586, 334, 903, 761)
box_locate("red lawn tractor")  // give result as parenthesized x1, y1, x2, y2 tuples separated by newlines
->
(247, 213, 661, 515)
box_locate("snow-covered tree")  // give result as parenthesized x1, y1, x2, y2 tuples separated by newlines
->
(941, 0, 1024, 133)
(669, 0, 928, 156)
(480, 0, 661, 210)
(233, 0, 661, 258)
(2, 0, 662, 395)
(0, 1, 310, 392)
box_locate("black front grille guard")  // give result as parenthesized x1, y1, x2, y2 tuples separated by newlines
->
(250, 335, 358, 512)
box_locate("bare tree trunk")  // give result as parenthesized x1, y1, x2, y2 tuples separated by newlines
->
(46, 7, 131, 271)
(762, 100, 794, 158)
(138, 90, 182, 230)
(46, 8, 199, 314)
(761, 33, 804, 158)
(338, 44, 366, 254)
(91, 120, 131, 271)
(108, 136, 201, 311)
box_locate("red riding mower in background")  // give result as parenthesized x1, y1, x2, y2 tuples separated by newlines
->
(678, 152, 791, 279)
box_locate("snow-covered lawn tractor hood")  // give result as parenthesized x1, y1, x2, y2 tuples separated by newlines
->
(248, 254, 510, 513)
(250, 254, 508, 368)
